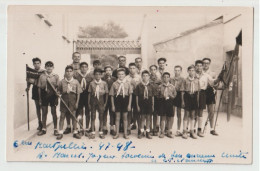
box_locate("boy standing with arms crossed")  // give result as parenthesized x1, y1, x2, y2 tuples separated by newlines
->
(88, 68, 109, 139)
(56, 66, 82, 140)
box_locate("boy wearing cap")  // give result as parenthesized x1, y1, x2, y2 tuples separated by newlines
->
(88, 68, 109, 139)
(158, 72, 177, 138)
(125, 63, 141, 134)
(37, 61, 59, 136)
(195, 60, 220, 137)
(102, 65, 117, 136)
(135, 70, 154, 139)
(149, 65, 161, 136)
(74, 62, 93, 136)
(56, 66, 82, 140)
(171, 65, 185, 137)
(110, 68, 132, 139)
(112, 56, 130, 78)
(181, 65, 199, 139)
(25, 57, 45, 131)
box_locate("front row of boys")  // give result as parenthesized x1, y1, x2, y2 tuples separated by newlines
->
(35, 59, 221, 140)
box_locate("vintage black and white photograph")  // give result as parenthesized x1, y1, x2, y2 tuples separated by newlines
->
(6, 6, 253, 163)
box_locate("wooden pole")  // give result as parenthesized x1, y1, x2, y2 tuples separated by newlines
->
(26, 64, 30, 131)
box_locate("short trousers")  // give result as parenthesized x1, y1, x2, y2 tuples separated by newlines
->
(114, 95, 129, 113)
(184, 92, 198, 110)
(198, 90, 206, 110)
(41, 89, 58, 107)
(138, 97, 153, 115)
(32, 85, 39, 100)
(60, 93, 77, 113)
(206, 86, 216, 105)
(158, 98, 174, 117)
(173, 91, 182, 108)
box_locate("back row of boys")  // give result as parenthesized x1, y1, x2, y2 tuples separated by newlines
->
(26, 52, 223, 140)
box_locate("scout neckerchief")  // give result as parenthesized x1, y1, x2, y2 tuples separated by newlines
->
(141, 81, 149, 99)
(162, 82, 170, 99)
(116, 79, 126, 98)
(45, 72, 54, 91)
(94, 79, 102, 100)
(78, 71, 87, 91)
(65, 77, 74, 93)
(188, 76, 195, 94)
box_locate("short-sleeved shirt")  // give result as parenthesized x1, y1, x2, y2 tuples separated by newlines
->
(125, 74, 141, 91)
(74, 71, 93, 92)
(170, 76, 185, 92)
(196, 72, 215, 90)
(88, 80, 108, 96)
(109, 81, 133, 96)
(102, 75, 117, 92)
(181, 77, 200, 93)
(112, 66, 130, 78)
(158, 83, 177, 99)
(58, 78, 82, 95)
(135, 82, 155, 100)
(37, 72, 59, 90)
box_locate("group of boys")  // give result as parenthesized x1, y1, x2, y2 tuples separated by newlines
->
(26, 52, 223, 140)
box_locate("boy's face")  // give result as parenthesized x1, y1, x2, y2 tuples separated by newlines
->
(162, 74, 170, 83)
(45, 66, 54, 73)
(65, 69, 73, 78)
(142, 73, 150, 82)
(33, 61, 41, 70)
(203, 60, 210, 70)
(174, 67, 182, 76)
(196, 63, 203, 73)
(129, 66, 136, 74)
(158, 61, 165, 69)
(188, 68, 195, 77)
(94, 72, 102, 80)
(150, 66, 157, 74)
(118, 57, 126, 67)
(80, 64, 88, 74)
(135, 58, 142, 68)
(105, 68, 112, 76)
(72, 53, 81, 63)
(117, 71, 126, 80)
(93, 63, 101, 69)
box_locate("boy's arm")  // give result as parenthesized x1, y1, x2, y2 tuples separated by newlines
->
(104, 93, 108, 107)
(111, 95, 115, 112)
(88, 93, 91, 110)
(136, 95, 140, 112)
(104, 83, 109, 106)
(128, 94, 132, 112)
(38, 87, 42, 106)
(25, 82, 31, 92)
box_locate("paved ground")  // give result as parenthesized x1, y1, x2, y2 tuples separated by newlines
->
(10, 112, 250, 164)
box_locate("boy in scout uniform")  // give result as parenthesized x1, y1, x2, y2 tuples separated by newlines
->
(37, 61, 59, 136)
(56, 65, 82, 140)
(88, 68, 109, 139)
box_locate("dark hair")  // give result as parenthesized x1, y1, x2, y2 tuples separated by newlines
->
(117, 68, 126, 74)
(93, 60, 101, 66)
(65, 65, 73, 71)
(135, 57, 142, 62)
(187, 65, 195, 71)
(202, 58, 211, 63)
(45, 61, 54, 67)
(174, 65, 182, 70)
(118, 56, 126, 60)
(94, 68, 103, 74)
(141, 70, 150, 76)
(72, 52, 81, 58)
(157, 57, 166, 64)
(149, 65, 158, 70)
(195, 60, 203, 66)
(80, 62, 88, 67)
(32, 57, 41, 63)
(128, 62, 136, 67)
(162, 72, 170, 77)
(104, 65, 113, 71)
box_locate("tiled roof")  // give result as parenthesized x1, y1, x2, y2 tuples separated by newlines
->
(75, 39, 141, 49)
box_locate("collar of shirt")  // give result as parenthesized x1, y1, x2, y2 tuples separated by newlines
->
(77, 71, 88, 78)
